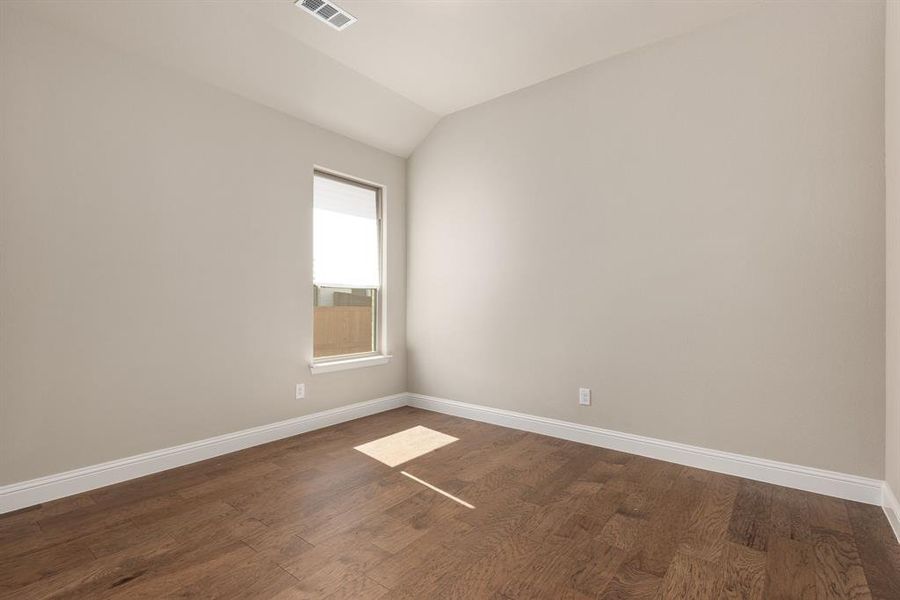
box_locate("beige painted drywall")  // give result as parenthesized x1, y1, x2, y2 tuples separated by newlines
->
(887, 0, 900, 497)
(0, 8, 406, 485)
(407, 1, 886, 477)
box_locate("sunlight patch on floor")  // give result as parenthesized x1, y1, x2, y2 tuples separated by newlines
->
(401, 471, 474, 509)
(353, 425, 458, 467)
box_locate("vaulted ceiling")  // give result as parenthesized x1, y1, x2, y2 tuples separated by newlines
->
(11, 0, 760, 156)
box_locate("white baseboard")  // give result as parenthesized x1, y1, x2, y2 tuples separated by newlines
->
(2, 390, 893, 533)
(406, 393, 885, 507)
(883, 482, 900, 543)
(0, 393, 406, 515)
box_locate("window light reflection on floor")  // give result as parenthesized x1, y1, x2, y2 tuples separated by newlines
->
(353, 425, 458, 467)
(401, 471, 474, 509)
(354, 425, 475, 508)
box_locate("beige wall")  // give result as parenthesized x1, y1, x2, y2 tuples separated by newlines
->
(0, 8, 406, 485)
(887, 0, 900, 496)
(408, 1, 886, 477)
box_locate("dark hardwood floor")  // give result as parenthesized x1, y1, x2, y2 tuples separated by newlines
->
(1, 406, 898, 599)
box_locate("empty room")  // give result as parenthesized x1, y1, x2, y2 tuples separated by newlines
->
(1, 0, 899, 598)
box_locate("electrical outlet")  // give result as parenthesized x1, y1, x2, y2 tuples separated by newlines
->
(296, 383, 305, 399)
(579, 387, 591, 406)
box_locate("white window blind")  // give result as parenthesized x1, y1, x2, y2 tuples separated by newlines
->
(313, 174, 380, 288)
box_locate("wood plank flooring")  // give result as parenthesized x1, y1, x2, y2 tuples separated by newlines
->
(1, 406, 898, 599)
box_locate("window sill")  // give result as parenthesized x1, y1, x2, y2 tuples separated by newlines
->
(309, 354, 392, 375)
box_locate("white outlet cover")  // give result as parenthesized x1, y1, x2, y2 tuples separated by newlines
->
(296, 383, 305, 399)
(579, 388, 591, 406)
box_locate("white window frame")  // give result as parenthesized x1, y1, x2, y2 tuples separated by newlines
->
(310, 168, 391, 374)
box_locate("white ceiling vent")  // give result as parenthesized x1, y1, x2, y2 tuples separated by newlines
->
(294, 0, 357, 31)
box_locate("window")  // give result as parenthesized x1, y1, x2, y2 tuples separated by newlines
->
(313, 171, 382, 362)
